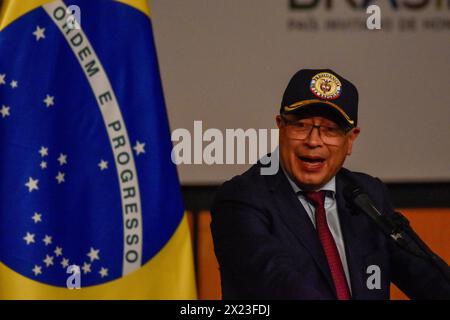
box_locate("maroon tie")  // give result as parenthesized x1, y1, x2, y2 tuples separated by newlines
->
(304, 191, 351, 300)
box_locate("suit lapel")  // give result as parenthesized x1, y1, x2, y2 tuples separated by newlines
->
(265, 168, 336, 294)
(335, 171, 376, 299)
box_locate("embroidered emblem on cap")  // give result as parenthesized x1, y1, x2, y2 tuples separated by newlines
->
(310, 72, 342, 100)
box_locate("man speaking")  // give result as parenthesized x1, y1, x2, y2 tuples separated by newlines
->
(210, 69, 450, 299)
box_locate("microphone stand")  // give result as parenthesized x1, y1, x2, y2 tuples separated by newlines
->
(349, 187, 450, 284)
(389, 209, 450, 283)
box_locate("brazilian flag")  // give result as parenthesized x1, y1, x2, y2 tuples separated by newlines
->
(0, 0, 197, 299)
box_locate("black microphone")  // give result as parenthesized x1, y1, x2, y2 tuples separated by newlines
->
(349, 187, 404, 243)
(344, 179, 450, 283)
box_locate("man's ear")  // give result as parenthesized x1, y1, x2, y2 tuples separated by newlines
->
(276, 115, 282, 129)
(346, 127, 360, 155)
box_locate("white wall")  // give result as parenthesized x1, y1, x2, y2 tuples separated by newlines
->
(150, 0, 450, 184)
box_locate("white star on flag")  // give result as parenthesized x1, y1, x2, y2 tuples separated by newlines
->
(56, 171, 65, 184)
(54, 246, 63, 257)
(57, 153, 67, 166)
(43, 94, 55, 108)
(25, 177, 39, 192)
(43, 255, 54, 267)
(40, 161, 47, 169)
(0, 74, 5, 85)
(61, 258, 69, 268)
(133, 141, 146, 156)
(98, 159, 108, 170)
(39, 146, 49, 157)
(10, 80, 18, 89)
(1, 105, 10, 118)
(33, 25, 46, 41)
(43, 234, 52, 246)
(23, 232, 36, 245)
(87, 247, 100, 262)
(31, 212, 42, 223)
(82, 262, 91, 274)
(32, 265, 42, 276)
(99, 267, 109, 278)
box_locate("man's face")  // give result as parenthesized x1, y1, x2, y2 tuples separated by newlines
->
(276, 113, 360, 191)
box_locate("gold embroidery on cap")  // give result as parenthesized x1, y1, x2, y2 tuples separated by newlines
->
(284, 99, 354, 125)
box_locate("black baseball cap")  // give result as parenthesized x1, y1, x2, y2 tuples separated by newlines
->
(280, 69, 358, 128)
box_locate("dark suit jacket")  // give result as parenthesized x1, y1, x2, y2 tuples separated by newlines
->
(210, 163, 450, 299)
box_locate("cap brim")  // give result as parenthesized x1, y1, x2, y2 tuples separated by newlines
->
(283, 99, 355, 127)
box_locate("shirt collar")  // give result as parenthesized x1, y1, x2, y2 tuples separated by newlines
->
(281, 165, 336, 198)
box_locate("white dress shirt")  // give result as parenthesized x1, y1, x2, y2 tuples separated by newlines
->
(282, 169, 352, 292)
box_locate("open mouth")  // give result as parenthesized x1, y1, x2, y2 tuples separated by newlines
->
(299, 156, 325, 164)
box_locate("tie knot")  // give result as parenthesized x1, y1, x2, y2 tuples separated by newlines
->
(303, 191, 326, 208)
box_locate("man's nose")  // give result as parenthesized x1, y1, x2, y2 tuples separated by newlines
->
(304, 126, 323, 147)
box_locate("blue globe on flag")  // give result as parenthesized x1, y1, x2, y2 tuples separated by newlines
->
(0, 0, 195, 297)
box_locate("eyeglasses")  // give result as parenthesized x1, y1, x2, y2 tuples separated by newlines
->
(280, 115, 348, 146)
